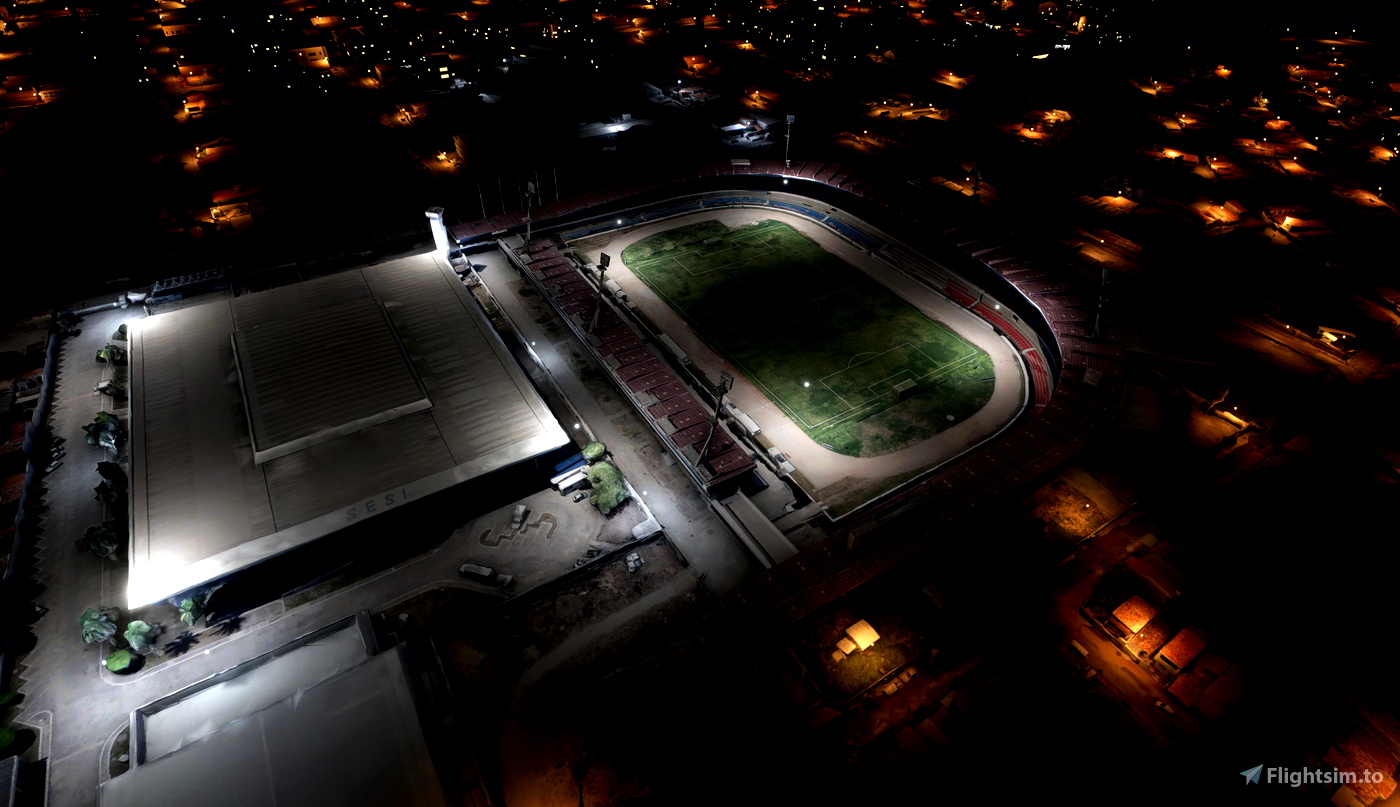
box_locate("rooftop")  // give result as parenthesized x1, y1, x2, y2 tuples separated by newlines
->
(1111, 594, 1157, 634)
(230, 279, 431, 464)
(126, 253, 570, 607)
(1157, 626, 1210, 669)
(99, 647, 445, 807)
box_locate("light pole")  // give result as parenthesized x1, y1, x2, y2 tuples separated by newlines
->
(525, 180, 536, 246)
(698, 371, 734, 465)
(1091, 264, 1108, 339)
(785, 114, 795, 167)
(589, 252, 610, 333)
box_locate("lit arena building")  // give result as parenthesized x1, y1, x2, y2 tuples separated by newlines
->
(124, 253, 570, 607)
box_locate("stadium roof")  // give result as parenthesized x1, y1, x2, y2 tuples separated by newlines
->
(126, 253, 570, 607)
(99, 647, 446, 807)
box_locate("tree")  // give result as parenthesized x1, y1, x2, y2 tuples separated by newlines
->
(97, 381, 126, 400)
(582, 441, 608, 462)
(95, 344, 126, 365)
(84, 412, 126, 451)
(75, 524, 121, 559)
(96, 461, 129, 488)
(124, 621, 159, 653)
(79, 607, 120, 644)
(179, 596, 206, 626)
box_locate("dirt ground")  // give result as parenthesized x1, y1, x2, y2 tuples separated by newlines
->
(437, 537, 714, 804)
(1025, 478, 1110, 541)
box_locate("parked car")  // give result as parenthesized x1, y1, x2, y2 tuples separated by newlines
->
(459, 563, 515, 590)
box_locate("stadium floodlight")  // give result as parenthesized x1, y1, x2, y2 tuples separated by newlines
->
(590, 256, 611, 333)
(785, 115, 795, 167)
(699, 372, 734, 463)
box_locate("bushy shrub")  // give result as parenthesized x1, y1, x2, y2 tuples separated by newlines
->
(104, 649, 137, 673)
(76, 524, 121, 559)
(95, 344, 126, 365)
(124, 621, 158, 653)
(179, 596, 206, 626)
(96, 461, 129, 488)
(585, 462, 630, 514)
(79, 607, 119, 644)
(84, 412, 126, 450)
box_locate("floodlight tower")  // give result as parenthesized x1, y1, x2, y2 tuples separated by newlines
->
(785, 114, 795, 167)
(589, 252, 611, 333)
(698, 371, 734, 464)
(1091, 264, 1108, 339)
(524, 180, 536, 246)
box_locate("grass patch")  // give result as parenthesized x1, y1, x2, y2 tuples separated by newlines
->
(622, 219, 993, 457)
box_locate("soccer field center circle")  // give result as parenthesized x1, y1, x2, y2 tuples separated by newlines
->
(770, 293, 822, 322)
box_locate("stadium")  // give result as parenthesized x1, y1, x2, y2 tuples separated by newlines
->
(447, 163, 1080, 524)
(569, 204, 1023, 517)
(444, 159, 1124, 627)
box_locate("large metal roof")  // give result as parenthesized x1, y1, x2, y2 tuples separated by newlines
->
(230, 275, 431, 464)
(99, 648, 446, 807)
(126, 252, 569, 607)
(135, 619, 371, 765)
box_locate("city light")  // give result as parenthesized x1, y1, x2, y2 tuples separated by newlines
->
(8, 4, 1396, 799)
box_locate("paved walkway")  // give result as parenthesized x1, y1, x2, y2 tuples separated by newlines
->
(472, 251, 757, 593)
(576, 205, 1026, 500)
(10, 306, 132, 788)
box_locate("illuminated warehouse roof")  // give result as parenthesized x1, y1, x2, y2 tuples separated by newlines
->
(99, 647, 446, 807)
(125, 253, 570, 607)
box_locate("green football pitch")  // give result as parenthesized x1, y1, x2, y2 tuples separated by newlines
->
(620, 218, 996, 458)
